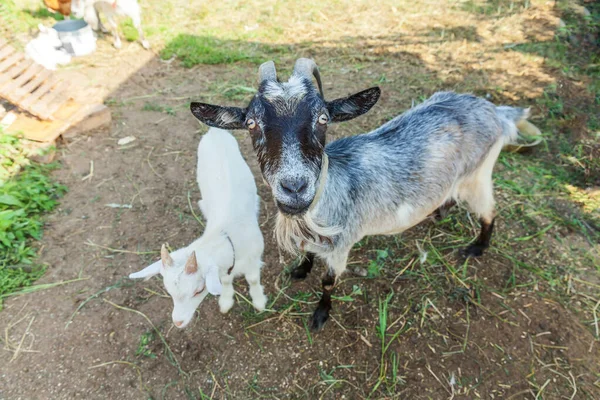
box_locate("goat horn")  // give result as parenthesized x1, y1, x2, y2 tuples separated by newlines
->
(258, 60, 277, 83)
(160, 244, 174, 268)
(293, 58, 324, 97)
(184, 251, 198, 275)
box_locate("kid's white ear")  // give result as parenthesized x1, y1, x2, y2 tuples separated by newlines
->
(129, 259, 162, 280)
(205, 265, 222, 295)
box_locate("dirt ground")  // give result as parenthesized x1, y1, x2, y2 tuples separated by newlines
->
(1, 0, 600, 399)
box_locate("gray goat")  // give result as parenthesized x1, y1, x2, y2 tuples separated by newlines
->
(190, 58, 533, 330)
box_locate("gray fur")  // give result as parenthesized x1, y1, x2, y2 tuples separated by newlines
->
(279, 92, 526, 262)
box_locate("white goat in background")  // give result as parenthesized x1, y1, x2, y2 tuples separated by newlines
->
(73, 0, 150, 49)
(129, 128, 267, 329)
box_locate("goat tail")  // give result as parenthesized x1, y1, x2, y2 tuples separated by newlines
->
(496, 106, 543, 151)
(495, 106, 525, 144)
(496, 106, 542, 146)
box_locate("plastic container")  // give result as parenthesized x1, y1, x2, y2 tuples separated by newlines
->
(52, 19, 96, 57)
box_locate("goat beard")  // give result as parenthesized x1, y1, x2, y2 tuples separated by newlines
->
(275, 211, 340, 255)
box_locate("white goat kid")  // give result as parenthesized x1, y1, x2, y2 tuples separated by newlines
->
(73, 0, 150, 49)
(129, 128, 267, 328)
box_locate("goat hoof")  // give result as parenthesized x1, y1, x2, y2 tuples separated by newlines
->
(290, 257, 313, 280)
(463, 244, 486, 258)
(113, 41, 122, 50)
(141, 40, 150, 50)
(310, 308, 329, 331)
(290, 266, 309, 280)
(252, 295, 267, 312)
(218, 297, 234, 314)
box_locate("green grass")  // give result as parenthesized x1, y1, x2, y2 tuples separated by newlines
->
(513, 39, 569, 70)
(160, 34, 281, 67)
(207, 82, 256, 101)
(120, 19, 139, 42)
(496, 2, 600, 245)
(24, 6, 65, 22)
(371, 291, 409, 395)
(135, 330, 157, 359)
(0, 131, 66, 303)
(367, 249, 389, 278)
(160, 35, 257, 67)
(0, 0, 39, 37)
(496, 152, 599, 238)
(141, 101, 176, 115)
(471, 6, 600, 326)
(459, 0, 529, 16)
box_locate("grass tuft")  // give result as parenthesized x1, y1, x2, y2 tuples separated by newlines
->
(0, 132, 66, 302)
(135, 330, 157, 359)
(160, 34, 265, 67)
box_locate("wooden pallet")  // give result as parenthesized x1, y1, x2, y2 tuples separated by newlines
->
(8, 101, 111, 142)
(0, 38, 71, 120)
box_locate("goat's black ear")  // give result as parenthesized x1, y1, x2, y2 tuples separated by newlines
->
(190, 102, 247, 130)
(326, 87, 381, 123)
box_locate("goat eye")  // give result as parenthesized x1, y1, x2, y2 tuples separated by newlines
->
(318, 114, 328, 125)
(246, 119, 256, 129)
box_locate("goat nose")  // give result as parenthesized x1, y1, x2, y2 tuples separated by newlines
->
(280, 178, 308, 195)
(174, 320, 184, 327)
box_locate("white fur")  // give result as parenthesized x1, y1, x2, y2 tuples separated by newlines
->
(129, 128, 266, 328)
(263, 75, 308, 115)
(263, 75, 307, 101)
(73, 0, 150, 49)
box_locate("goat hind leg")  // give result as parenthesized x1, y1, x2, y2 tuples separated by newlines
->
(98, 19, 108, 34)
(136, 25, 150, 49)
(130, 11, 150, 49)
(95, 7, 108, 33)
(105, 17, 122, 49)
(461, 176, 496, 257)
(465, 217, 495, 257)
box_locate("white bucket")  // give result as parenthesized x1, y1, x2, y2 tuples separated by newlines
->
(52, 20, 96, 57)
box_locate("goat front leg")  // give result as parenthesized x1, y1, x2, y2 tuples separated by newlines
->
(310, 250, 348, 331)
(290, 252, 315, 280)
(218, 274, 235, 313)
(245, 263, 267, 311)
